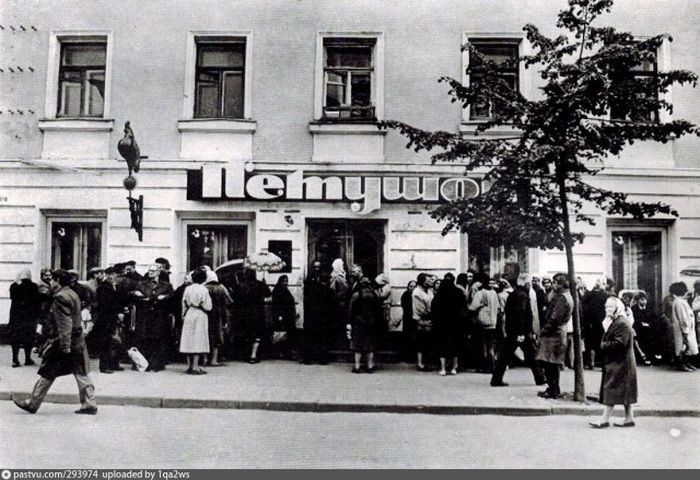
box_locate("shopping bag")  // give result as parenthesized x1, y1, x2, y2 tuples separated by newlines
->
(127, 346, 149, 372)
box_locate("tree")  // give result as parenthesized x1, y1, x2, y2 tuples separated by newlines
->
(381, 0, 698, 401)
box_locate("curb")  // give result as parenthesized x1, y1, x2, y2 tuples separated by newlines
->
(6, 391, 699, 417)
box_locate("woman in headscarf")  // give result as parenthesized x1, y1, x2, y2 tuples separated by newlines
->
(205, 268, 232, 367)
(590, 296, 638, 428)
(329, 258, 349, 336)
(347, 277, 381, 373)
(179, 267, 212, 375)
(375, 273, 392, 332)
(9, 268, 40, 367)
(271, 275, 297, 359)
(401, 280, 417, 362)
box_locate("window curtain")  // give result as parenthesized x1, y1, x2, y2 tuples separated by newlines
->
(622, 236, 640, 290)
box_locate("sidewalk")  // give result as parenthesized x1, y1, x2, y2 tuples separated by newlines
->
(1, 346, 698, 417)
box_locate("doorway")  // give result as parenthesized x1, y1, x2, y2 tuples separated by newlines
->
(307, 219, 386, 280)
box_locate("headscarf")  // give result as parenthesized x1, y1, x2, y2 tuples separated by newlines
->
(606, 296, 627, 318)
(375, 273, 389, 286)
(205, 269, 219, 284)
(593, 276, 606, 290)
(331, 258, 346, 280)
(15, 267, 32, 284)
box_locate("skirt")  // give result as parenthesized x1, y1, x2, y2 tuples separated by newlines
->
(179, 313, 210, 354)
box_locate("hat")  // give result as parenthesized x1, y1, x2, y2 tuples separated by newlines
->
(125, 260, 137, 267)
(154, 257, 171, 270)
(67, 269, 79, 277)
(105, 266, 118, 275)
(89, 267, 104, 274)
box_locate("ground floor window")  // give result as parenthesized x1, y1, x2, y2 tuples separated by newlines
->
(187, 224, 248, 271)
(611, 229, 663, 308)
(51, 221, 102, 279)
(468, 242, 529, 281)
(307, 219, 385, 280)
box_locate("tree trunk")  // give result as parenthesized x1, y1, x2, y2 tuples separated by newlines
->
(555, 165, 586, 402)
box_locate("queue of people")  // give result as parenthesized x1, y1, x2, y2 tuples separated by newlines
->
(7, 258, 700, 419)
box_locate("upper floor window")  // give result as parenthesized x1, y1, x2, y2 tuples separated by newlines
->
(194, 40, 246, 118)
(468, 40, 520, 120)
(57, 42, 106, 117)
(323, 38, 376, 121)
(610, 46, 659, 123)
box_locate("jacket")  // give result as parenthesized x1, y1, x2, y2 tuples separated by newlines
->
(49, 286, 83, 352)
(599, 315, 638, 405)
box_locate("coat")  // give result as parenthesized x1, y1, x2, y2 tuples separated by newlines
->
(304, 277, 335, 332)
(503, 286, 533, 337)
(469, 288, 500, 330)
(131, 280, 174, 341)
(599, 315, 638, 406)
(671, 296, 699, 356)
(582, 288, 607, 348)
(8, 279, 40, 345)
(347, 285, 381, 353)
(206, 282, 232, 348)
(537, 291, 573, 365)
(38, 286, 90, 379)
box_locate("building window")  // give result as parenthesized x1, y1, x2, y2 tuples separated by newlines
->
(51, 222, 102, 279)
(57, 42, 106, 117)
(194, 41, 246, 118)
(610, 46, 659, 122)
(187, 224, 248, 271)
(322, 38, 376, 121)
(468, 40, 520, 120)
(468, 242, 528, 280)
(611, 230, 663, 308)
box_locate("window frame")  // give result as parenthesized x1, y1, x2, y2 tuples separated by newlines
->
(57, 42, 107, 118)
(43, 212, 108, 280)
(193, 40, 247, 119)
(183, 31, 253, 120)
(45, 31, 113, 120)
(314, 31, 384, 123)
(462, 33, 529, 123)
(322, 39, 375, 121)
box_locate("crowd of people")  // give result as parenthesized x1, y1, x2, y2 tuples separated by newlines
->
(7, 257, 700, 418)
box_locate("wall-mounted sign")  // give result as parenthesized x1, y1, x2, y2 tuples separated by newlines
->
(187, 162, 480, 215)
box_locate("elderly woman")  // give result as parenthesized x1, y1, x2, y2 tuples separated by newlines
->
(180, 267, 212, 375)
(9, 268, 40, 367)
(204, 268, 232, 367)
(669, 282, 698, 371)
(590, 297, 638, 428)
(347, 277, 381, 373)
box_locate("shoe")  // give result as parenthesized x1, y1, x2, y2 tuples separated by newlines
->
(450, 369, 458, 375)
(614, 421, 636, 427)
(12, 361, 21, 368)
(681, 365, 695, 372)
(111, 366, 125, 371)
(247, 358, 260, 364)
(99, 369, 114, 374)
(351, 367, 362, 374)
(13, 398, 37, 414)
(589, 421, 609, 429)
(490, 381, 509, 387)
(25, 359, 36, 366)
(537, 390, 560, 399)
(535, 379, 547, 386)
(416, 365, 427, 372)
(208, 362, 225, 367)
(365, 366, 376, 374)
(438, 370, 447, 376)
(75, 407, 98, 415)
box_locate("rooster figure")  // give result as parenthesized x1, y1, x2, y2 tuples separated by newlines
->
(118, 121, 141, 176)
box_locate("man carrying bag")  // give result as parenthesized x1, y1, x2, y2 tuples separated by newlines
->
(13, 269, 98, 415)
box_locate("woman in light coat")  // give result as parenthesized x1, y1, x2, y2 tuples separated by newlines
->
(180, 267, 212, 375)
(590, 297, 638, 428)
(669, 282, 698, 371)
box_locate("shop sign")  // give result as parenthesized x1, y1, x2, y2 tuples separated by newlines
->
(187, 162, 480, 214)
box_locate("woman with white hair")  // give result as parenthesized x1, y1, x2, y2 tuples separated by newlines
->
(590, 296, 638, 428)
(9, 268, 40, 367)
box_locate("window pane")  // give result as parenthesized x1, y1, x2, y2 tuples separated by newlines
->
(472, 43, 518, 68)
(350, 72, 371, 106)
(86, 70, 105, 116)
(222, 71, 244, 118)
(611, 231, 662, 308)
(325, 72, 345, 108)
(187, 225, 248, 271)
(195, 74, 219, 118)
(60, 81, 82, 116)
(62, 44, 106, 66)
(198, 45, 245, 68)
(326, 46, 371, 68)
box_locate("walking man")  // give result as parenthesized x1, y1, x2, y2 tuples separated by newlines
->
(13, 269, 98, 415)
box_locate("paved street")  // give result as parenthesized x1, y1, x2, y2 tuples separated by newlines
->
(1, 403, 698, 468)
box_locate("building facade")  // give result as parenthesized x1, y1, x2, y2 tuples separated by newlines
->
(1, 0, 699, 324)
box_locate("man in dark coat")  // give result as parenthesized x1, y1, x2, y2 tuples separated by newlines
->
(302, 261, 335, 364)
(13, 269, 98, 414)
(581, 277, 608, 369)
(491, 274, 546, 387)
(129, 264, 174, 371)
(536, 273, 573, 399)
(95, 266, 126, 373)
(9, 268, 40, 367)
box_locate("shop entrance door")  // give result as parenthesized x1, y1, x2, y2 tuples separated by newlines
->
(307, 219, 386, 281)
